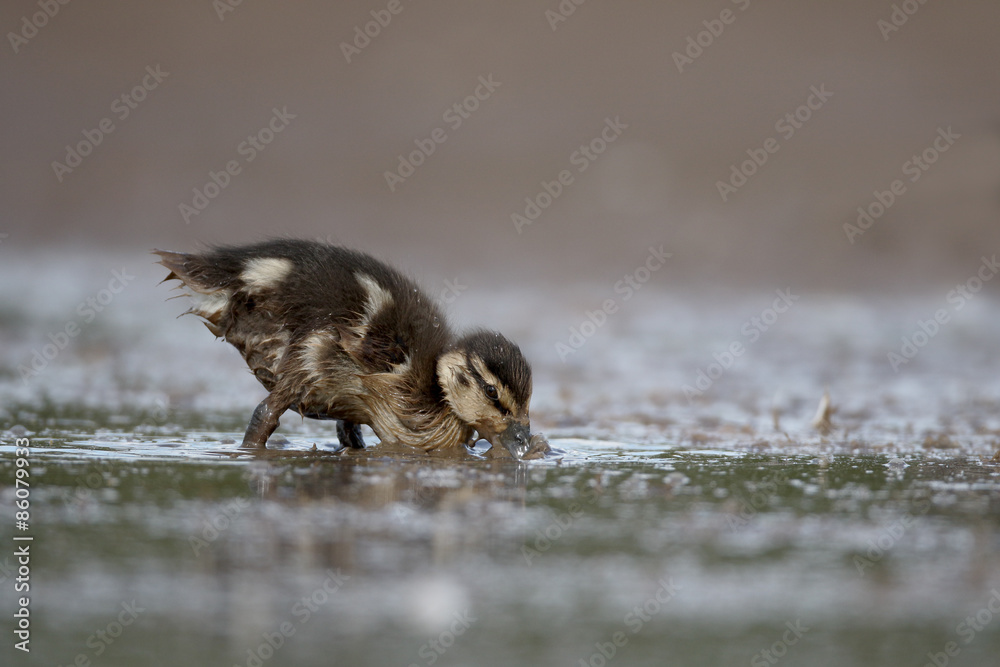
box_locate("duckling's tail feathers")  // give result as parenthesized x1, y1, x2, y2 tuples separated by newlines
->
(152, 249, 233, 326)
(152, 250, 212, 293)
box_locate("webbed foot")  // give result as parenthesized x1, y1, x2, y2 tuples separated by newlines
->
(337, 420, 366, 449)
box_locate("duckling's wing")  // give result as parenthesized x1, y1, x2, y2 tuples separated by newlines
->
(336, 320, 409, 375)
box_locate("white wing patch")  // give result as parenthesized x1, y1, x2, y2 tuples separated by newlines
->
(355, 272, 393, 327)
(189, 290, 230, 319)
(299, 331, 333, 377)
(349, 273, 409, 373)
(241, 257, 294, 291)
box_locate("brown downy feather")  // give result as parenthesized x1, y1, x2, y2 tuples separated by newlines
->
(154, 240, 533, 454)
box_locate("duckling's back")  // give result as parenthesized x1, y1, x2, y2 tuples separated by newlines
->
(154, 240, 451, 400)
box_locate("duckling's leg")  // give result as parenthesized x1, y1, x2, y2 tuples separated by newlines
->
(241, 394, 288, 449)
(337, 420, 366, 449)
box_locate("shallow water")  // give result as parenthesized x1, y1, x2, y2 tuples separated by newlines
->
(3, 432, 1000, 667)
(2, 256, 1000, 666)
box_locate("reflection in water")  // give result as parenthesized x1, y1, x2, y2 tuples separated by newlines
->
(231, 452, 532, 575)
(171, 451, 541, 665)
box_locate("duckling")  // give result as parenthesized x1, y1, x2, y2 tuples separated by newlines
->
(153, 239, 533, 458)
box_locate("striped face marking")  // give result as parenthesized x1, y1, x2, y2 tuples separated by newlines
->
(437, 350, 523, 430)
(467, 354, 515, 416)
(240, 257, 294, 291)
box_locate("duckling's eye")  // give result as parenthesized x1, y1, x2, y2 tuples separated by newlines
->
(484, 384, 499, 400)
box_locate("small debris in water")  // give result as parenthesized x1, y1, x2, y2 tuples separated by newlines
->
(922, 433, 960, 450)
(811, 390, 834, 435)
(885, 457, 908, 471)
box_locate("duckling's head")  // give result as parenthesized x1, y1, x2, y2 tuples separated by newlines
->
(437, 330, 533, 459)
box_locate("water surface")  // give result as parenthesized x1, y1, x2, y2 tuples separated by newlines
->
(2, 257, 1000, 666)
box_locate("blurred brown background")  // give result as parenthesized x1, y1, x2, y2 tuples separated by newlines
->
(3, 0, 999, 291)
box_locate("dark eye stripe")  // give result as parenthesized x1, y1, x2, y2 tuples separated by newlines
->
(484, 385, 509, 415)
(465, 354, 512, 414)
(465, 357, 491, 395)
